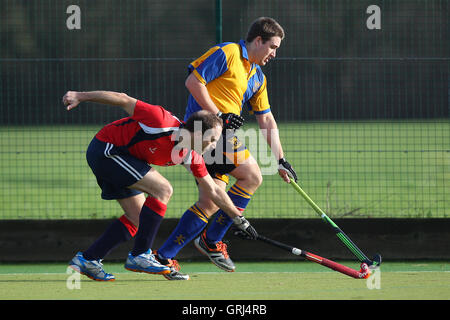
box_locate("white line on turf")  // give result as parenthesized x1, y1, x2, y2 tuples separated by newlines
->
(1, 270, 449, 276)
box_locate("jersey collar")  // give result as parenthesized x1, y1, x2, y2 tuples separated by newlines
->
(239, 39, 249, 61)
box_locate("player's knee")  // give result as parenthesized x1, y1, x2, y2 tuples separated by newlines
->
(196, 199, 218, 216)
(157, 182, 173, 203)
(254, 171, 263, 188)
(233, 162, 263, 190)
(245, 169, 263, 189)
(163, 183, 174, 201)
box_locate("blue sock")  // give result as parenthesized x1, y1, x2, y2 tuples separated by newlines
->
(158, 205, 208, 259)
(205, 183, 253, 244)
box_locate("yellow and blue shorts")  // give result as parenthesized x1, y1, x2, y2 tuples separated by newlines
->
(202, 133, 250, 185)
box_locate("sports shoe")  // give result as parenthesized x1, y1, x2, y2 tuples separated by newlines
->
(154, 251, 190, 281)
(194, 231, 235, 272)
(69, 252, 115, 281)
(124, 249, 171, 275)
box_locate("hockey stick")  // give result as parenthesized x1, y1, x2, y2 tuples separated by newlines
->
(289, 178, 381, 267)
(235, 232, 370, 279)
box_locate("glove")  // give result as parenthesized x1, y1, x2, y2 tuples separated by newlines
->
(232, 216, 258, 240)
(278, 158, 298, 182)
(232, 227, 256, 241)
(217, 112, 244, 130)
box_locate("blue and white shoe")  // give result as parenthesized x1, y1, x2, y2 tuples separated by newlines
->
(69, 252, 115, 281)
(124, 249, 171, 275)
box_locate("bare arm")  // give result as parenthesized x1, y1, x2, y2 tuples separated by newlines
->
(185, 73, 245, 129)
(195, 174, 242, 219)
(195, 173, 258, 239)
(185, 73, 220, 114)
(256, 112, 296, 183)
(62, 91, 137, 116)
(255, 111, 284, 161)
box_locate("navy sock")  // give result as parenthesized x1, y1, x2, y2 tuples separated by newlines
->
(158, 205, 208, 259)
(131, 196, 167, 256)
(83, 215, 137, 261)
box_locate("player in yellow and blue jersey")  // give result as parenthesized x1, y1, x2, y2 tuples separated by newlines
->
(155, 17, 298, 273)
(184, 40, 272, 119)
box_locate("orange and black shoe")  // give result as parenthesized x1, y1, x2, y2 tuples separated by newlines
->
(194, 230, 235, 272)
(154, 251, 190, 281)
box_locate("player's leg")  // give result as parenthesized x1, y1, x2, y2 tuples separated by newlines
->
(70, 138, 150, 281)
(116, 193, 146, 228)
(81, 193, 143, 262)
(153, 179, 226, 279)
(128, 168, 172, 255)
(183, 135, 260, 271)
(124, 168, 172, 274)
(203, 134, 262, 245)
(189, 175, 236, 271)
(154, 200, 215, 280)
(157, 135, 262, 273)
(70, 194, 143, 281)
(156, 178, 226, 261)
(155, 132, 231, 263)
(191, 159, 262, 272)
(69, 138, 169, 279)
(77, 168, 173, 276)
(204, 157, 262, 244)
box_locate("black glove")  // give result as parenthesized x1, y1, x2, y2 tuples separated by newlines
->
(217, 112, 244, 130)
(232, 216, 258, 240)
(278, 158, 298, 182)
(232, 229, 255, 240)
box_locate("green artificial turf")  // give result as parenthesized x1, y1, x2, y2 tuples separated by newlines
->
(0, 261, 448, 300)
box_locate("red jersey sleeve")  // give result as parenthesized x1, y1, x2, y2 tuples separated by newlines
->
(132, 100, 182, 128)
(183, 150, 209, 178)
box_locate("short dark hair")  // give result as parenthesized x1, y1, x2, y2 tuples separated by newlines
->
(246, 17, 285, 43)
(184, 110, 223, 134)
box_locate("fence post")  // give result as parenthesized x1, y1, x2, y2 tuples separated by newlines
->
(215, 0, 222, 43)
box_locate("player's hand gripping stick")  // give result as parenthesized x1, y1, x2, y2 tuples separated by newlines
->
(232, 216, 258, 240)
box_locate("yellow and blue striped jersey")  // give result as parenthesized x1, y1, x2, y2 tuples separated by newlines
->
(184, 40, 271, 121)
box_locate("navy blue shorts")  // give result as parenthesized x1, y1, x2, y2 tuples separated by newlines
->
(86, 137, 151, 200)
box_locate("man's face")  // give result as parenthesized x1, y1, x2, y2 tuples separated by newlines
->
(193, 125, 222, 155)
(253, 36, 281, 66)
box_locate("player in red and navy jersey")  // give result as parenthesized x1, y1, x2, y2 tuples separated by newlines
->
(63, 90, 257, 281)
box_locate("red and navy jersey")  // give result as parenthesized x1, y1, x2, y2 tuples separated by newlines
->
(95, 100, 208, 178)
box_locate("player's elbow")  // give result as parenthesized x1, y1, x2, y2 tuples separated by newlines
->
(117, 92, 137, 116)
(185, 74, 193, 90)
(118, 92, 132, 105)
(256, 112, 275, 127)
(185, 73, 201, 92)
